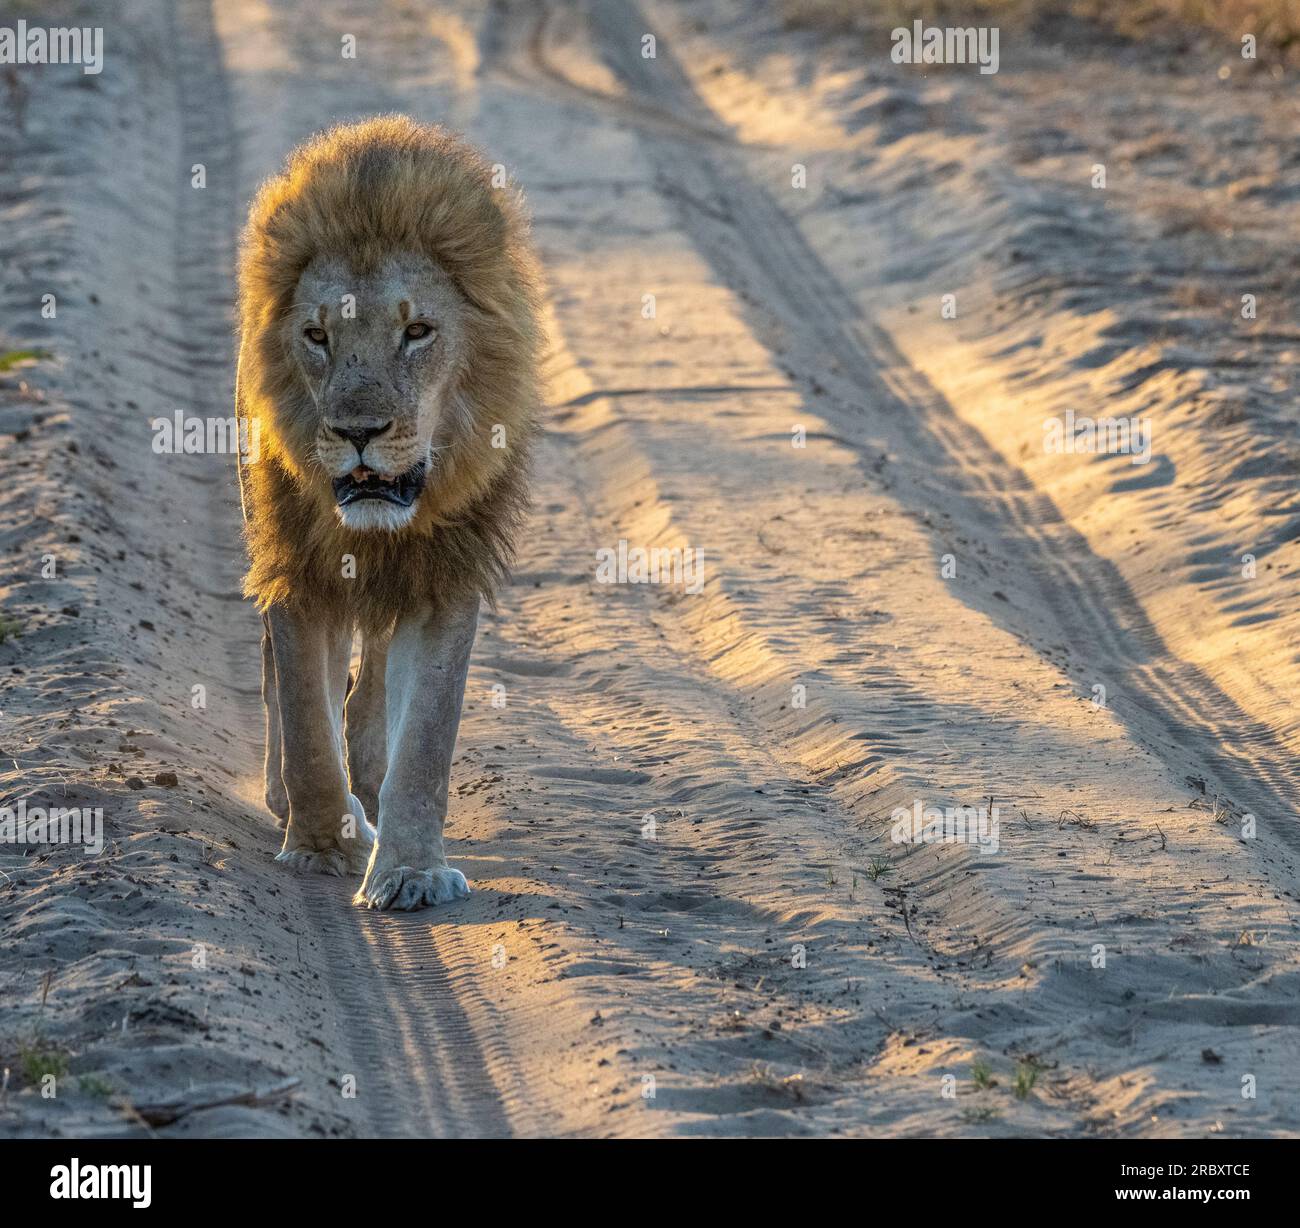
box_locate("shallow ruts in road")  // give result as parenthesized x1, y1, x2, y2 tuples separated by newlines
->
(1, 0, 1297, 1138)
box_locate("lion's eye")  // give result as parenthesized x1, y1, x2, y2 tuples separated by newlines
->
(303, 326, 328, 347)
(404, 321, 434, 342)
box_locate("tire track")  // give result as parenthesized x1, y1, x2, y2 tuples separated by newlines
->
(478, 0, 749, 148)
(578, 0, 1300, 846)
(170, 0, 249, 701)
(298, 881, 513, 1138)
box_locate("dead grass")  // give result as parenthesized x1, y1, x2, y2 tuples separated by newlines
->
(782, 0, 1035, 33)
(1088, 1, 1300, 50)
(781, 0, 1299, 56)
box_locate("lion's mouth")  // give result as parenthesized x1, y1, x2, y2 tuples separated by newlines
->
(332, 463, 427, 510)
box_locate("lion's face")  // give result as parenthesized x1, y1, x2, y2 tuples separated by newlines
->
(283, 252, 470, 532)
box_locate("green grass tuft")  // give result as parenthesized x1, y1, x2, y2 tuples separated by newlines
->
(1013, 1059, 1042, 1100)
(0, 349, 51, 373)
(78, 1072, 114, 1098)
(19, 1040, 69, 1084)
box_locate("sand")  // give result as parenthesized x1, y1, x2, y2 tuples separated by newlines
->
(1, 0, 1297, 1137)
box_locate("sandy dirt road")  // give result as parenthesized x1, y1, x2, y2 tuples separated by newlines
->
(2, 0, 1299, 1137)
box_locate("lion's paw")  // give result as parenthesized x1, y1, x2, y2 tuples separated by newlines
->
(353, 864, 470, 911)
(276, 814, 374, 877)
(275, 845, 361, 876)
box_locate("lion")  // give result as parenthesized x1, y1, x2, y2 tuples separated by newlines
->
(233, 115, 542, 910)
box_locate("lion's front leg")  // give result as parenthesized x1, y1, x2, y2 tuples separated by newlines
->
(354, 593, 478, 911)
(267, 603, 373, 877)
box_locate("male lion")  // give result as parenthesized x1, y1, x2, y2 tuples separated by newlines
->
(234, 116, 541, 910)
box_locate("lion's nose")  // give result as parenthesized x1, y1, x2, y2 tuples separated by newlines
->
(328, 421, 392, 456)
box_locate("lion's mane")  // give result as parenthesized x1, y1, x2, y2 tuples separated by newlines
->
(235, 115, 542, 632)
